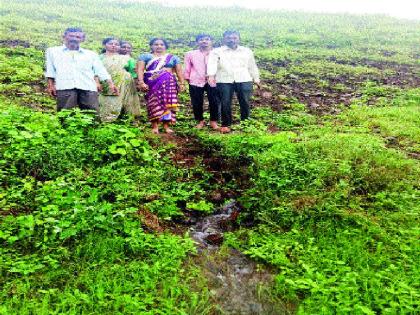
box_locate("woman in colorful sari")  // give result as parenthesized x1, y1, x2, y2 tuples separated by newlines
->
(98, 37, 141, 122)
(136, 38, 185, 134)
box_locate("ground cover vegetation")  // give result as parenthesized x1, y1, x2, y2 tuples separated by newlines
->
(0, 1, 419, 314)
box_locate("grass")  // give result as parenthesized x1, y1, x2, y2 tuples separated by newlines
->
(202, 90, 420, 314)
(1, 1, 419, 313)
(340, 91, 420, 154)
(0, 98, 215, 314)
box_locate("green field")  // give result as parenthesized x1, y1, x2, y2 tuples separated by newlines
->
(1, 1, 419, 314)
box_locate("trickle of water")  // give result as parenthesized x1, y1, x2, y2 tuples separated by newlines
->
(190, 200, 240, 249)
(189, 200, 293, 315)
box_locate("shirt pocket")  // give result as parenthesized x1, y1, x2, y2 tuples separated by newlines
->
(237, 54, 249, 68)
(219, 55, 232, 70)
(77, 55, 94, 72)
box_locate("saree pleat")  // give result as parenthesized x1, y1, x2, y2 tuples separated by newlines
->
(144, 54, 179, 122)
(99, 54, 141, 122)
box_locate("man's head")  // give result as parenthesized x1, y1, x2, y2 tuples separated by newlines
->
(63, 27, 85, 50)
(223, 30, 240, 49)
(195, 34, 213, 50)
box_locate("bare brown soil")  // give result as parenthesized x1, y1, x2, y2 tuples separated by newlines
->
(328, 57, 420, 87)
(162, 133, 250, 193)
(255, 57, 420, 114)
(0, 39, 30, 48)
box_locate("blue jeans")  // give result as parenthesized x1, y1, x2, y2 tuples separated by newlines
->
(217, 82, 253, 127)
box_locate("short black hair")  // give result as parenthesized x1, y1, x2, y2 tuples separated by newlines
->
(64, 27, 84, 35)
(102, 37, 119, 46)
(195, 34, 213, 42)
(223, 30, 240, 38)
(149, 37, 169, 49)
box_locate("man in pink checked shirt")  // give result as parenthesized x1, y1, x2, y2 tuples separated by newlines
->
(184, 34, 220, 130)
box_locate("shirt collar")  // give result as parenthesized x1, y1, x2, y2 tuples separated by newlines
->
(221, 45, 243, 51)
(196, 48, 212, 54)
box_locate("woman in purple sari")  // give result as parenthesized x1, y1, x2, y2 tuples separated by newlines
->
(137, 38, 185, 134)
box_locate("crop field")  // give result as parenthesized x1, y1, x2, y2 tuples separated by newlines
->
(0, 1, 419, 314)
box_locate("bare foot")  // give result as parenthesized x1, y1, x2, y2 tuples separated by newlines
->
(164, 128, 174, 134)
(220, 127, 231, 133)
(151, 128, 159, 134)
(195, 121, 205, 129)
(209, 121, 219, 130)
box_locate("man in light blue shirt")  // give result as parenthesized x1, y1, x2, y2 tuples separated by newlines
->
(45, 27, 118, 112)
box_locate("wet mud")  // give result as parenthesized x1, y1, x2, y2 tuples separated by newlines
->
(190, 200, 294, 315)
(255, 57, 420, 114)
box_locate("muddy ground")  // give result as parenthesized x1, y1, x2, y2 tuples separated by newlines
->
(255, 58, 420, 113)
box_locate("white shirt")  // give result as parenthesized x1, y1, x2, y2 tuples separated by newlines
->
(207, 45, 260, 84)
(45, 45, 111, 91)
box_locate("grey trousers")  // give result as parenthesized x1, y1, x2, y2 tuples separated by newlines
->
(56, 89, 99, 113)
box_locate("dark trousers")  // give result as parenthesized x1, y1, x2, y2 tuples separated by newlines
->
(189, 84, 220, 121)
(56, 89, 99, 113)
(217, 82, 253, 127)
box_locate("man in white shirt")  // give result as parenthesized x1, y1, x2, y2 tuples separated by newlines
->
(208, 30, 260, 133)
(45, 27, 118, 113)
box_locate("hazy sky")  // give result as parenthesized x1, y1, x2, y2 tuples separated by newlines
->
(151, 0, 420, 20)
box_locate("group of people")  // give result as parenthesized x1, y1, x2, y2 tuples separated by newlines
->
(45, 27, 260, 134)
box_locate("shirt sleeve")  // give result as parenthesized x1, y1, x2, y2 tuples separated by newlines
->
(124, 58, 138, 79)
(248, 50, 260, 83)
(92, 53, 111, 81)
(170, 55, 180, 66)
(45, 48, 56, 79)
(138, 53, 151, 63)
(183, 52, 192, 80)
(207, 50, 218, 77)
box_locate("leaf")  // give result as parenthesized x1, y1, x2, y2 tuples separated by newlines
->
(116, 147, 127, 155)
(355, 305, 375, 315)
(129, 138, 141, 147)
(186, 200, 214, 213)
(108, 144, 126, 155)
(20, 131, 33, 138)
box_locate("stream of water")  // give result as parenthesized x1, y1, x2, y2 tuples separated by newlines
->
(189, 200, 292, 315)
